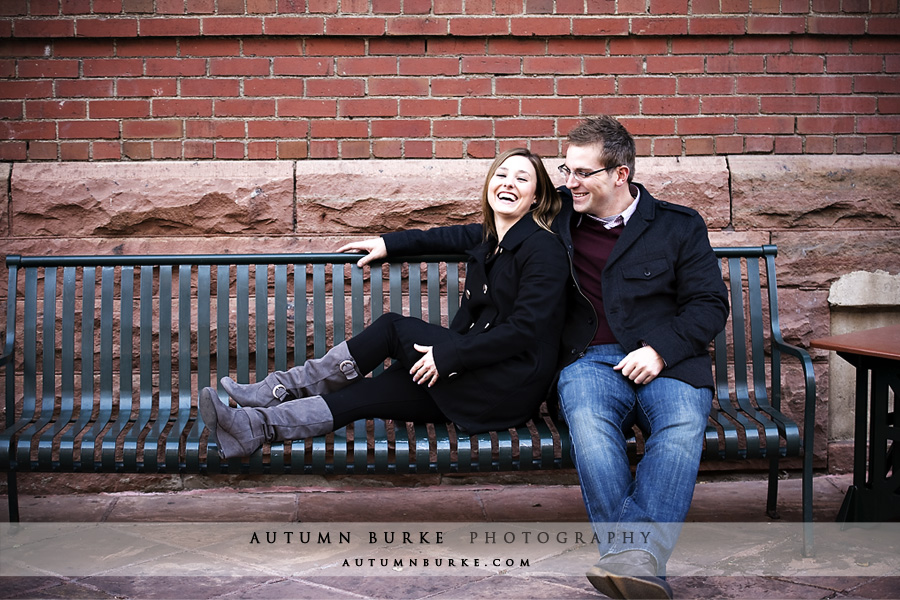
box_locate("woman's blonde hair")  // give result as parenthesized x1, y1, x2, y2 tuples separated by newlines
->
(480, 148, 561, 242)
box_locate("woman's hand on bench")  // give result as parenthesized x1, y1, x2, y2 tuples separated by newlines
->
(339, 237, 388, 267)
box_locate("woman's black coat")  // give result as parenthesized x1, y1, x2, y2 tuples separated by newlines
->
(381, 216, 568, 434)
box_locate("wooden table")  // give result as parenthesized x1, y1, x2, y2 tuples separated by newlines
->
(811, 324, 900, 522)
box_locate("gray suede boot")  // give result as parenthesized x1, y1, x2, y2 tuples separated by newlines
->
(221, 341, 361, 408)
(199, 387, 335, 460)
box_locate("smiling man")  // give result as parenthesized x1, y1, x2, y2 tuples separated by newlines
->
(551, 116, 729, 599)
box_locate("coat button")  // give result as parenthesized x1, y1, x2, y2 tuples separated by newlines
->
(484, 322, 490, 329)
(643, 268, 652, 277)
(482, 284, 488, 294)
(465, 289, 471, 298)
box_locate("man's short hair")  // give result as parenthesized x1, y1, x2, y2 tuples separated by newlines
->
(567, 116, 636, 182)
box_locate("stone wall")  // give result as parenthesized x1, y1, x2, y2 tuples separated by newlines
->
(1, 155, 898, 480)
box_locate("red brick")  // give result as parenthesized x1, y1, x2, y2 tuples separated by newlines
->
(744, 135, 775, 153)
(819, 96, 878, 114)
(310, 119, 368, 138)
(117, 78, 177, 97)
(210, 57, 270, 76)
(0, 80, 53, 99)
(865, 135, 896, 153)
(495, 118, 554, 137)
(426, 38, 487, 55)
(403, 140, 433, 157)
(646, 56, 704, 74)
(643, 96, 700, 115)
(521, 97, 580, 115)
(185, 119, 245, 138)
(735, 76, 793, 94)
(794, 75, 853, 94)
(767, 55, 825, 74)
(215, 141, 245, 159)
(433, 0, 463, 13)
(215, 98, 276, 117)
(325, 16, 385, 35)
(752, 0, 781, 12)
(218, 0, 246, 14)
(336, 56, 396, 75)
(0, 101, 22, 119)
(14, 19, 75, 37)
(747, 16, 805, 34)
(91, 141, 122, 159)
(244, 78, 303, 96)
(386, 16, 448, 35)
(247, 0, 277, 12)
(152, 98, 214, 117)
(273, 57, 332, 76)
(804, 136, 834, 153)
(685, 137, 715, 155)
(878, 97, 900, 113)
(581, 97, 641, 116)
(202, 17, 264, 35)
(373, 0, 402, 14)
(18, 59, 79, 78)
(404, 0, 434, 14)
(371, 119, 430, 137)
(306, 78, 365, 97)
(88, 99, 149, 118)
(340, 140, 370, 158)
(702, 96, 760, 114)
(492, 37, 550, 56)
(707, 55, 765, 73)
(368, 77, 429, 96)
(867, 17, 900, 35)
(398, 98, 457, 116)
(180, 78, 241, 97)
(184, 140, 215, 159)
(0, 142, 27, 160)
(797, 116, 855, 134)
(808, 16, 867, 35)
(678, 76, 735, 95)
(858, 115, 900, 134)
(609, 37, 668, 56)
(826, 55, 884, 73)
(0, 0, 27, 15)
(399, 57, 459, 76)
(60, 141, 90, 160)
(461, 56, 520, 74)
(157, 0, 187, 13)
(652, 138, 682, 155)
(792, 37, 850, 54)
(496, 76, 555, 95)
(308, 0, 339, 13)
(74, 17, 138, 37)
(449, 17, 509, 35)
(0, 40, 46, 56)
(715, 135, 744, 154)
(687, 17, 746, 35)
(433, 119, 493, 137)
(248, 141, 277, 159)
(372, 139, 403, 158)
(510, 16, 571, 35)
(248, 120, 309, 137)
(571, 17, 629, 35)
(760, 96, 818, 114)
(58, 120, 119, 138)
(152, 140, 182, 159)
(773, 136, 803, 154)
(854, 75, 900, 94)
(432, 77, 492, 96)
(720, 0, 751, 11)
(83, 58, 143, 77)
(122, 119, 182, 138)
(649, 0, 688, 14)
(631, 17, 688, 35)
(736, 116, 795, 134)
(618, 76, 677, 95)
(278, 140, 308, 159)
(555, 76, 614, 96)
(733, 36, 790, 54)
(145, 58, 206, 76)
(136, 17, 200, 36)
(94, 0, 124, 11)
(524, 56, 580, 74)
(835, 136, 866, 154)
(28, 0, 59, 14)
(583, 56, 643, 75)
(309, 139, 338, 158)
(671, 37, 732, 55)
(0, 120, 56, 140)
(338, 97, 398, 117)
(28, 141, 58, 160)
(461, 97, 518, 116)
(341, 0, 369, 13)
(277, 98, 337, 117)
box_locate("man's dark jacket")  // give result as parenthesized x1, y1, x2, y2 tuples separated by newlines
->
(554, 182, 729, 390)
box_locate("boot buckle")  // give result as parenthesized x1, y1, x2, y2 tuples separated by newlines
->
(339, 360, 359, 380)
(272, 383, 287, 400)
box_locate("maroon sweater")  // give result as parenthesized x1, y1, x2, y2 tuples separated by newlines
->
(570, 215, 624, 346)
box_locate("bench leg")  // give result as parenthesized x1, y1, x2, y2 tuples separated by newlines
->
(7, 470, 19, 522)
(766, 457, 780, 519)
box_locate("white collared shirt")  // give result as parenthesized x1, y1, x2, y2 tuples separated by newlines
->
(579, 184, 641, 230)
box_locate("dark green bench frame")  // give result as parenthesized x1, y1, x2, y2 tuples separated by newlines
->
(1, 246, 816, 554)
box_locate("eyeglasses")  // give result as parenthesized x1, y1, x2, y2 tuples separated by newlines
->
(558, 164, 618, 181)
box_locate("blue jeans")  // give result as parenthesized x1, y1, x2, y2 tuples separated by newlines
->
(558, 344, 712, 574)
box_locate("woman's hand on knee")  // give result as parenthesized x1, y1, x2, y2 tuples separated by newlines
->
(411, 344, 440, 387)
(338, 237, 387, 268)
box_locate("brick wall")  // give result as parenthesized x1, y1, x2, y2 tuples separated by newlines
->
(1, 1, 898, 161)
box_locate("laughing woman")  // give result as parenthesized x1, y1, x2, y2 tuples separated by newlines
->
(199, 148, 569, 459)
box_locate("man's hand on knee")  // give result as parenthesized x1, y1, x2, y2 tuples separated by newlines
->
(614, 346, 665, 385)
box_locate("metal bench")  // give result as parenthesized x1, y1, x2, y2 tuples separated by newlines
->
(1, 246, 816, 553)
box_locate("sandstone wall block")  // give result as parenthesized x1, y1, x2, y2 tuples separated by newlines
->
(9, 162, 294, 237)
(730, 155, 900, 230)
(1, 164, 9, 239)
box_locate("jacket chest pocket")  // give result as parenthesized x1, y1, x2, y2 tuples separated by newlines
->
(622, 258, 670, 283)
